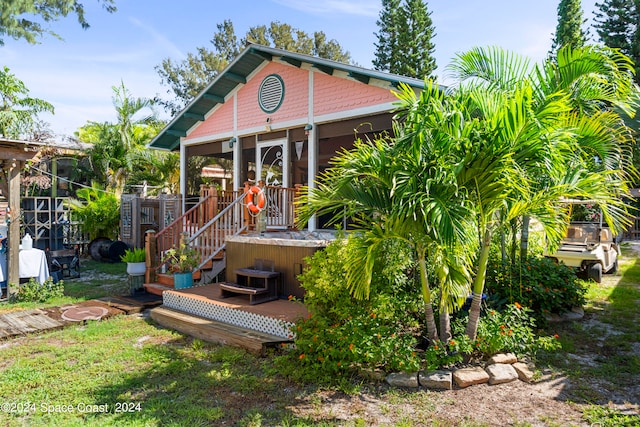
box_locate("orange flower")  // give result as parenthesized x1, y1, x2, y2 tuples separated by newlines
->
(288, 294, 294, 300)
(500, 325, 506, 329)
(434, 345, 439, 350)
(349, 343, 354, 351)
(554, 334, 560, 339)
(514, 302, 522, 309)
(449, 340, 456, 346)
(370, 312, 377, 319)
(299, 353, 305, 359)
(337, 362, 341, 367)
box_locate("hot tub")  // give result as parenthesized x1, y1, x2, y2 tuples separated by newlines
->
(225, 231, 336, 298)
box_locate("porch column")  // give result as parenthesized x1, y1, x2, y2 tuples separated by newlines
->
(180, 143, 186, 212)
(7, 160, 21, 293)
(307, 70, 317, 231)
(233, 95, 241, 190)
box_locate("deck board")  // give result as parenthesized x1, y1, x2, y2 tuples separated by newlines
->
(164, 283, 308, 323)
(0, 309, 64, 337)
(150, 306, 291, 355)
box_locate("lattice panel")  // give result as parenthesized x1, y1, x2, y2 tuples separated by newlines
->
(162, 291, 293, 338)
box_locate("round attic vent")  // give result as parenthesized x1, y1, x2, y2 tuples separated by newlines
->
(258, 74, 284, 113)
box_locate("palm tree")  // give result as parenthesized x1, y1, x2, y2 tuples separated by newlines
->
(447, 45, 637, 339)
(297, 84, 475, 342)
(77, 82, 159, 197)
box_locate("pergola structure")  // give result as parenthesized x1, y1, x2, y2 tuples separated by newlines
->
(0, 138, 43, 294)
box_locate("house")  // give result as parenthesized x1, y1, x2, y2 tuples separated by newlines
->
(145, 44, 425, 350)
(150, 43, 424, 227)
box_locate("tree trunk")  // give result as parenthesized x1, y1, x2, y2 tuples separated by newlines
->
(439, 308, 451, 342)
(520, 215, 530, 262)
(500, 225, 507, 263)
(465, 228, 492, 340)
(510, 218, 518, 267)
(418, 254, 439, 342)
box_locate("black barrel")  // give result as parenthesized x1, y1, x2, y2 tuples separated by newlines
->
(89, 238, 128, 262)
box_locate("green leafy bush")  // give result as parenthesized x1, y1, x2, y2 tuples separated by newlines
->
(67, 183, 120, 241)
(485, 256, 587, 317)
(12, 277, 64, 303)
(459, 304, 561, 359)
(291, 235, 423, 378)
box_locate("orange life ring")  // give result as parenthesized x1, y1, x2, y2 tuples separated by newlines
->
(246, 186, 266, 214)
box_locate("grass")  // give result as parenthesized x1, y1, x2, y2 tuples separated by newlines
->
(0, 259, 128, 314)
(538, 242, 640, 425)
(0, 253, 638, 425)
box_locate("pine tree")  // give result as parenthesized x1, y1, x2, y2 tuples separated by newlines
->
(373, 0, 437, 78)
(550, 0, 589, 54)
(593, 0, 640, 82)
(373, 0, 403, 73)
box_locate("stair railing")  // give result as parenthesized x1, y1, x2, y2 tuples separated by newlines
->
(189, 192, 249, 270)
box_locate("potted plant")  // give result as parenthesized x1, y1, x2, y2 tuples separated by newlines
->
(120, 248, 146, 276)
(161, 241, 200, 289)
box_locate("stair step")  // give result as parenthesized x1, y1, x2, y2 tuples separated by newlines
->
(149, 306, 292, 356)
(156, 273, 175, 287)
(144, 283, 174, 296)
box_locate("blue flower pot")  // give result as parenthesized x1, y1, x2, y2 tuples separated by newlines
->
(174, 272, 193, 289)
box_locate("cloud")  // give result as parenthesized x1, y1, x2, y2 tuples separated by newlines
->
(128, 16, 186, 61)
(272, 0, 379, 17)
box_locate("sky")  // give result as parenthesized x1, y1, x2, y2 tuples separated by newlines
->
(0, 0, 600, 139)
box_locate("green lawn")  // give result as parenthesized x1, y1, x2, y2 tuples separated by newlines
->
(0, 259, 129, 314)
(539, 242, 640, 426)
(0, 253, 638, 426)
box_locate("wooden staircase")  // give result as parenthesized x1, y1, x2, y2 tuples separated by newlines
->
(143, 184, 301, 295)
(143, 188, 248, 294)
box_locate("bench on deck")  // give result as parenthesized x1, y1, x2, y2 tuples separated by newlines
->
(220, 259, 279, 305)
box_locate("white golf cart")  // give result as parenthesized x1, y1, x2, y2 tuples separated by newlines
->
(545, 201, 619, 283)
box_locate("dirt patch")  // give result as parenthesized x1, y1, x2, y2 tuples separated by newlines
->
(41, 300, 124, 324)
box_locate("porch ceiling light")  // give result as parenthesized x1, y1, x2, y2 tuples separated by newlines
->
(304, 124, 313, 135)
(229, 137, 237, 148)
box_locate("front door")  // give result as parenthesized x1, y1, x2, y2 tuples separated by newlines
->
(256, 139, 288, 187)
(256, 139, 289, 228)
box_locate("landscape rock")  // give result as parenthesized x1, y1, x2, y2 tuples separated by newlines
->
(453, 366, 489, 388)
(418, 370, 452, 390)
(385, 372, 419, 388)
(512, 362, 535, 382)
(485, 363, 519, 385)
(487, 353, 517, 365)
(359, 368, 386, 381)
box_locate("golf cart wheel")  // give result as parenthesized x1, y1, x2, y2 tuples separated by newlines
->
(588, 263, 603, 283)
(610, 259, 618, 275)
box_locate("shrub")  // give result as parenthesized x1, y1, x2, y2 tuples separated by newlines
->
(67, 182, 120, 241)
(461, 303, 561, 359)
(485, 256, 587, 317)
(11, 277, 65, 303)
(422, 303, 561, 368)
(290, 234, 424, 378)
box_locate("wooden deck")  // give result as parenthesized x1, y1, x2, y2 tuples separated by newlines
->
(162, 283, 308, 323)
(150, 283, 309, 355)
